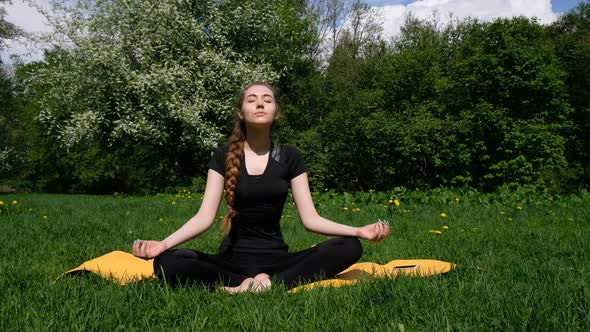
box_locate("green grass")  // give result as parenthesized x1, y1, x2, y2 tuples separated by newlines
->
(1, 191, 589, 331)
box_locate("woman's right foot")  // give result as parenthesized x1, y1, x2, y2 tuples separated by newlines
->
(223, 273, 271, 293)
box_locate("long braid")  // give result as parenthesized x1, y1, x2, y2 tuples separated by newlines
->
(221, 83, 279, 235)
(222, 120, 245, 235)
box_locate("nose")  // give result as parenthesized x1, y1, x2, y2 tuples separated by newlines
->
(256, 98, 264, 108)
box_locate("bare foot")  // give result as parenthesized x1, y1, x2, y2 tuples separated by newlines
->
(223, 273, 271, 293)
(253, 273, 271, 292)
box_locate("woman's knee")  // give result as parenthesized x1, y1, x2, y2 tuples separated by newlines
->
(323, 236, 363, 262)
(341, 236, 363, 262)
(153, 249, 197, 280)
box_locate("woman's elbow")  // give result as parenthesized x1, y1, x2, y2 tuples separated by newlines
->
(192, 212, 216, 229)
(300, 214, 320, 231)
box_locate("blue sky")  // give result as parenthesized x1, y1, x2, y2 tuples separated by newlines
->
(551, 0, 586, 12)
(364, 0, 585, 13)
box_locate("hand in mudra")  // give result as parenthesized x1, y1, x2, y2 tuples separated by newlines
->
(132, 240, 166, 259)
(357, 220, 391, 243)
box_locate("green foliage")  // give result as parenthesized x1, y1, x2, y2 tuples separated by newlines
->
(547, 0, 590, 190)
(289, 14, 576, 192)
(3, 2, 589, 193)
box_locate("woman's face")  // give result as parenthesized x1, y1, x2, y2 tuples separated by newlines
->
(239, 85, 278, 128)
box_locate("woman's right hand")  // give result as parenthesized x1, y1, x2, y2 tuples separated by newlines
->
(356, 220, 391, 243)
(132, 240, 166, 259)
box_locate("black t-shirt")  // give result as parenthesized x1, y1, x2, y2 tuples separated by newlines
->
(208, 143, 308, 253)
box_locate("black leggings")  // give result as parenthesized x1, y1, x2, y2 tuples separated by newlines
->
(153, 237, 362, 289)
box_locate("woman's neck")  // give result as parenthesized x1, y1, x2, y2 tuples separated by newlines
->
(244, 126, 271, 155)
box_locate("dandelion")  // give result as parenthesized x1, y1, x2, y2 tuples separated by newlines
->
(516, 206, 522, 210)
(343, 207, 349, 211)
(12, 200, 17, 205)
(352, 208, 361, 212)
(171, 201, 176, 205)
(507, 218, 513, 221)
(500, 211, 506, 215)
(394, 199, 400, 207)
(159, 218, 164, 222)
(440, 212, 447, 218)
(442, 225, 449, 230)
(388, 199, 394, 204)
(383, 205, 388, 209)
(454, 197, 460, 203)
(429, 230, 442, 235)
(0, 200, 3, 205)
(43, 215, 48, 219)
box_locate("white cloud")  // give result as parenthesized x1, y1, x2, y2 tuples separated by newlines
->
(378, 0, 557, 40)
(1, 0, 52, 65)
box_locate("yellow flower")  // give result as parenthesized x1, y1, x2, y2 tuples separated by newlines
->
(171, 201, 176, 205)
(12, 200, 17, 205)
(440, 212, 447, 218)
(394, 199, 400, 207)
(429, 230, 442, 235)
(343, 207, 349, 211)
(442, 225, 449, 230)
(516, 206, 522, 210)
(159, 218, 164, 222)
(43, 215, 47, 219)
(388, 199, 394, 204)
(0, 200, 3, 205)
(500, 211, 506, 215)
(352, 208, 361, 212)
(507, 218, 513, 221)
(454, 197, 460, 203)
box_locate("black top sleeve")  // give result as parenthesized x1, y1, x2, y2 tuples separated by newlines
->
(207, 145, 227, 176)
(284, 145, 308, 180)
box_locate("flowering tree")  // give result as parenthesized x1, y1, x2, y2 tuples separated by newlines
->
(31, 0, 293, 151)
(19, 0, 312, 191)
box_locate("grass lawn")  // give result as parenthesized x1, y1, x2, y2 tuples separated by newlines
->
(0, 190, 589, 331)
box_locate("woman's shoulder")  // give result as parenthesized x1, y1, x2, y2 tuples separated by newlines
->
(211, 144, 229, 157)
(276, 144, 304, 159)
(277, 144, 301, 153)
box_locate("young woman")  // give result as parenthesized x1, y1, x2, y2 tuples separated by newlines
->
(132, 84, 390, 292)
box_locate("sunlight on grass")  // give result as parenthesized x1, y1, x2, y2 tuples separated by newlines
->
(1, 190, 589, 330)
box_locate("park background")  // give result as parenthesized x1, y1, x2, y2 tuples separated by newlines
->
(1, 0, 589, 195)
(1, 1, 590, 331)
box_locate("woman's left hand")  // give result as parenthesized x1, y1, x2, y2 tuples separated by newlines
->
(356, 220, 391, 243)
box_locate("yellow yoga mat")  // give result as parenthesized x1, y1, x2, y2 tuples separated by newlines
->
(55, 251, 456, 292)
(288, 259, 455, 293)
(56, 251, 155, 285)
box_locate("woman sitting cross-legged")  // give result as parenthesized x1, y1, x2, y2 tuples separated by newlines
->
(132, 83, 390, 292)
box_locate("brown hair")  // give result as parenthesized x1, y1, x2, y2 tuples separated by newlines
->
(221, 83, 279, 235)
